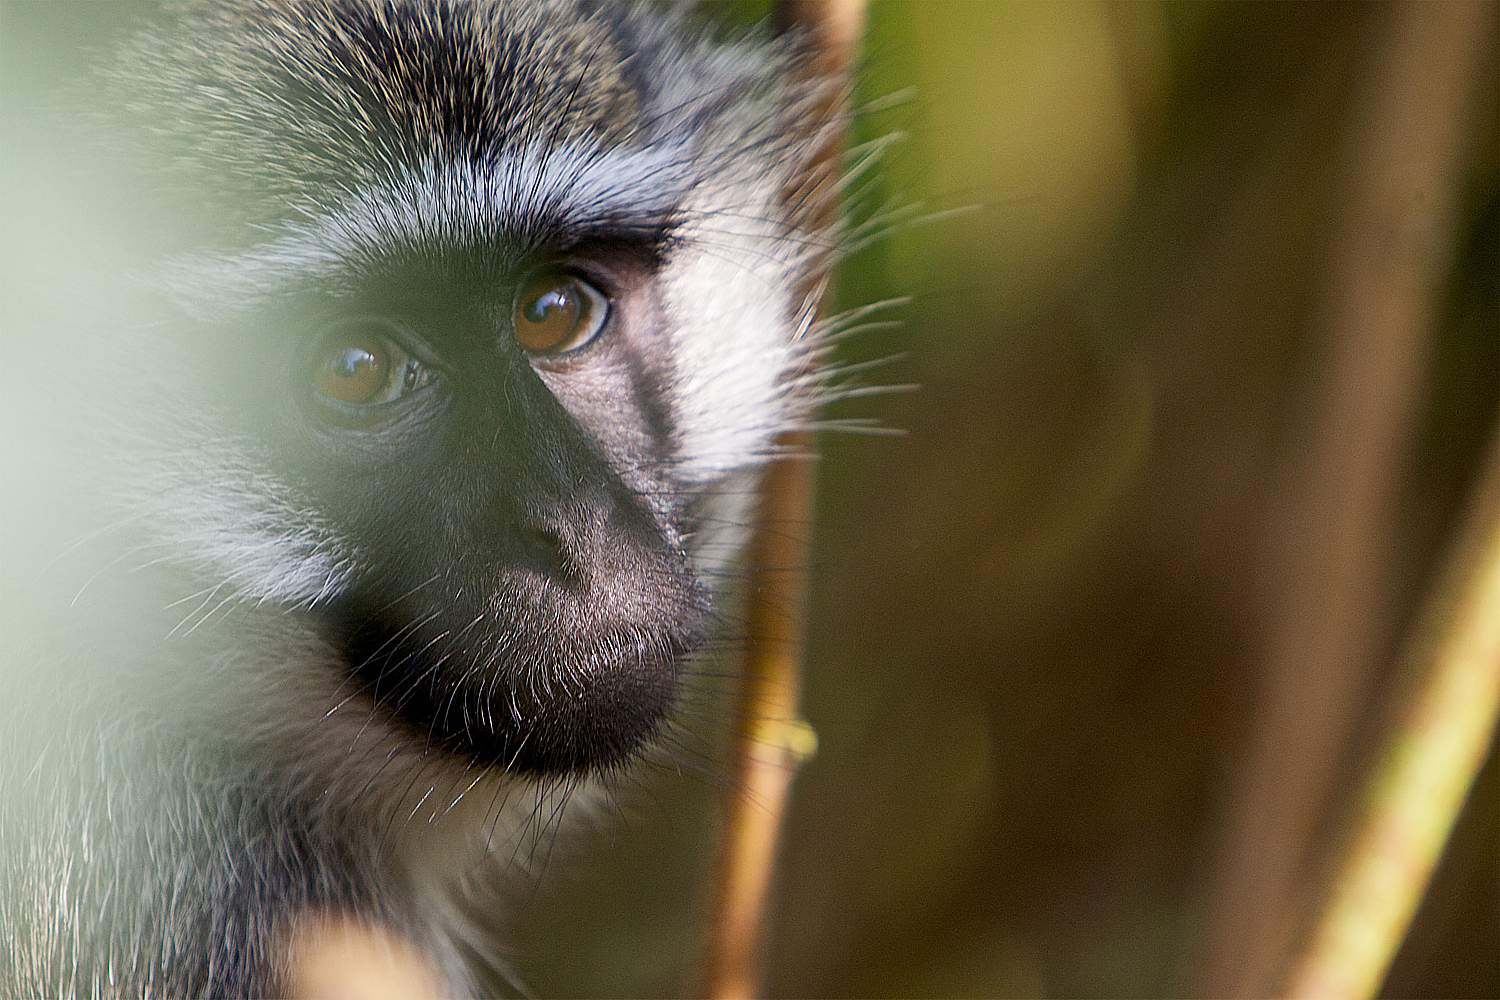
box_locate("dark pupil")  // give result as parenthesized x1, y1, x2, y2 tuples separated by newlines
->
(526, 286, 574, 324)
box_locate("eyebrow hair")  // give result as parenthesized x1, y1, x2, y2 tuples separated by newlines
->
(160, 142, 700, 315)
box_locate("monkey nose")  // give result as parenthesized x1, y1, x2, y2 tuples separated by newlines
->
(507, 479, 673, 605)
(512, 518, 579, 587)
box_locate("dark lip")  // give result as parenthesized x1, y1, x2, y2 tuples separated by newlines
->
(334, 579, 708, 777)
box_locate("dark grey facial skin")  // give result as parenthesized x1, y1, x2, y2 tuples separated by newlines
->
(251, 246, 712, 776)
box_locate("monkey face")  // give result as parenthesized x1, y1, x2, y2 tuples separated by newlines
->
(276, 250, 709, 775)
(133, 235, 717, 776)
(100, 0, 819, 784)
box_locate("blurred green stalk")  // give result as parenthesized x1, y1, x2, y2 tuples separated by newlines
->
(1285, 428, 1500, 999)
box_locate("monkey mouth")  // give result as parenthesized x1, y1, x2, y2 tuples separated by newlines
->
(335, 566, 709, 776)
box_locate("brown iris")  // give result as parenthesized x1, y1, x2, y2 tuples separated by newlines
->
(307, 322, 429, 416)
(315, 340, 390, 407)
(315, 338, 390, 405)
(513, 271, 608, 355)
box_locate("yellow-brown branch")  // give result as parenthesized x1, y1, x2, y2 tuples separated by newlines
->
(696, 2, 866, 998)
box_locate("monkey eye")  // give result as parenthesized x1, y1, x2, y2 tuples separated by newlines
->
(309, 320, 432, 415)
(513, 270, 610, 355)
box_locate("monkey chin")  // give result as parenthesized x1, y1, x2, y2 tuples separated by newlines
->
(337, 558, 709, 778)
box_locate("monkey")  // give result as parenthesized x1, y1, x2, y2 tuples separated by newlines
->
(0, 1, 845, 994)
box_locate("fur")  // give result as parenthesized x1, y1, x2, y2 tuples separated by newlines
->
(0, 1, 838, 995)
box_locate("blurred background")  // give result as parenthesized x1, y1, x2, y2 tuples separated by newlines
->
(3, 1, 1497, 997)
(511, 2, 1500, 997)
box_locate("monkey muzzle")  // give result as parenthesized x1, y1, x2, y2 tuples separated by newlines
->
(334, 474, 708, 777)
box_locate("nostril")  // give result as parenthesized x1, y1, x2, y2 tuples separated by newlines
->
(515, 520, 579, 586)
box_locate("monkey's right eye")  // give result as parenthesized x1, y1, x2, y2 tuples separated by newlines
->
(308, 321, 432, 417)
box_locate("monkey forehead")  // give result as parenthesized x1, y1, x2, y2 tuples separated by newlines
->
(123, 0, 636, 177)
(114, 0, 792, 225)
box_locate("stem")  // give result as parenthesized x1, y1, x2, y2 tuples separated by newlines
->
(696, 2, 865, 998)
(1195, 3, 1494, 992)
(697, 437, 820, 1000)
(1283, 429, 1500, 1000)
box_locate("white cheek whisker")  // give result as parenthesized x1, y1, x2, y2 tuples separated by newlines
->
(164, 580, 233, 639)
(179, 584, 250, 638)
(66, 539, 170, 608)
(33, 508, 156, 585)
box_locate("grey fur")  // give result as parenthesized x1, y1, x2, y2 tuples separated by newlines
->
(0, 1, 839, 995)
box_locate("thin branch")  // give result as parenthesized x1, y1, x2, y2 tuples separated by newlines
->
(695, 2, 865, 999)
(1194, 2, 1495, 993)
(1284, 427, 1500, 1000)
